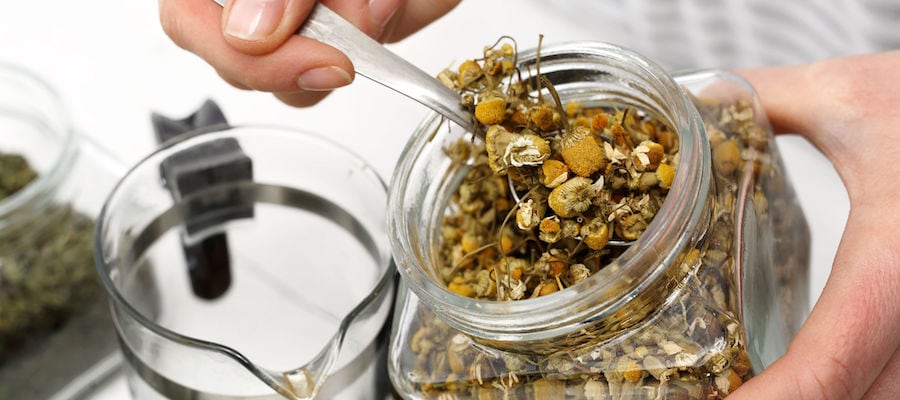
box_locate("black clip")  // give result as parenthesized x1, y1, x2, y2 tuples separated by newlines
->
(151, 100, 252, 300)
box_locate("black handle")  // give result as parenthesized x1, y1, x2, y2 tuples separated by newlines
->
(150, 100, 252, 300)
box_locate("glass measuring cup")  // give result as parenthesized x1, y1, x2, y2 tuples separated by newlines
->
(94, 125, 395, 399)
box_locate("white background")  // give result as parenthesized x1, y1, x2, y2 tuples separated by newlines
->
(2, 0, 848, 397)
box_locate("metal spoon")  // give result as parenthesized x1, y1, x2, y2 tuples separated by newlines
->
(210, 0, 472, 129)
(211, 0, 632, 248)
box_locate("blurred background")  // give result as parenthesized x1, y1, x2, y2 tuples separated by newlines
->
(3, 0, 896, 397)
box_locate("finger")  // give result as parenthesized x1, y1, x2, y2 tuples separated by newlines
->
(160, 0, 354, 96)
(320, 0, 402, 40)
(863, 347, 900, 399)
(317, 0, 460, 43)
(379, 0, 462, 43)
(273, 90, 330, 107)
(736, 65, 819, 137)
(221, 0, 314, 55)
(218, 71, 333, 109)
(733, 57, 900, 400)
(739, 51, 900, 183)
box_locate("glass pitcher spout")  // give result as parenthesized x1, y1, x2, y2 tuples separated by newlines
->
(279, 261, 396, 399)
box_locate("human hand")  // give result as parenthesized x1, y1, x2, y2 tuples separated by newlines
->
(158, 0, 460, 106)
(734, 51, 900, 399)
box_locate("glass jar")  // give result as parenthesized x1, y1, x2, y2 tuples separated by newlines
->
(387, 42, 810, 399)
(0, 63, 124, 398)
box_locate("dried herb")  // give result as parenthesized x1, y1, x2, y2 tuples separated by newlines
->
(435, 38, 677, 302)
(395, 38, 802, 399)
(0, 153, 38, 198)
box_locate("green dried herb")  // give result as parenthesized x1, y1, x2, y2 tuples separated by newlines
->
(0, 153, 38, 198)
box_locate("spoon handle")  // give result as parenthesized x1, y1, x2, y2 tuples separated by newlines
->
(212, 1, 471, 129)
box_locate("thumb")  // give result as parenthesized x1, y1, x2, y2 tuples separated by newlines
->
(222, 0, 314, 55)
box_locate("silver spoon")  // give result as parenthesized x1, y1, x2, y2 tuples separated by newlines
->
(211, 0, 472, 129)
(212, 0, 632, 249)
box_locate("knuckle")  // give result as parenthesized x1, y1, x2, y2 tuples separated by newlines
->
(794, 352, 855, 400)
(158, 0, 190, 50)
(238, 69, 286, 92)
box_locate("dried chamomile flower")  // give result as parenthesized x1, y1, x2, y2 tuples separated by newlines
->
(457, 59, 483, 87)
(473, 269, 496, 298)
(539, 216, 562, 243)
(713, 138, 741, 176)
(506, 278, 527, 300)
(529, 105, 559, 132)
(485, 125, 550, 174)
(548, 176, 595, 218)
(656, 163, 676, 189)
(533, 280, 560, 297)
(560, 218, 581, 239)
(540, 159, 569, 188)
(504, 132, 550, 168)
(584, 379, 609, 399)
(622, 360, 645, 383)
(592, 112, 610, 131)
(484, 125, 516, 174)
(559, 125, 606, 177)
(580, 217, 610, 250)
(616, 212, 649, 241)
(632, 140, 665, 172)
(603, 141, 629, 165)
(516, 197, 546, 230)
(446, 334, 471, 374)
(448, 276, 475, 298)
(475, 96, 507, 125)
(568, 263, 591, 285)
(460, 231, 482, 254)
(484, 58, 514, 77)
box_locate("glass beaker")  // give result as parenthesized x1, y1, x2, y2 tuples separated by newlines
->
(387, 41, 810, 399)
(0, 63, 124, 399)
(95, 125, 395, 399)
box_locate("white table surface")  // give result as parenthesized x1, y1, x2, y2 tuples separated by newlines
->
(2, 1, 847, 398)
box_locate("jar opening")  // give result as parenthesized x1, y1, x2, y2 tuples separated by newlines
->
(0, 64, 77, 228)
(388, 41, 711, 344)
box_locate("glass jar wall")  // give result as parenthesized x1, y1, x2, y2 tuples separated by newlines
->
(387, 42, 809, 399)
(0, 64, 124, 399)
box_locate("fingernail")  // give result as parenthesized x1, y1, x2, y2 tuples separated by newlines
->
(225, 0, 285, 41)
(297, 66, 353, 91)
(368, 0, 400, 31)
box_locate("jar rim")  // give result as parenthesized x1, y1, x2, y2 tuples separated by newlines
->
(0, 63, 78, 226)
(387, 41, 712, 341)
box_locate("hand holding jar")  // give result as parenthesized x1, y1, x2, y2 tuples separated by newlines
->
(733, 51, 900, 400)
